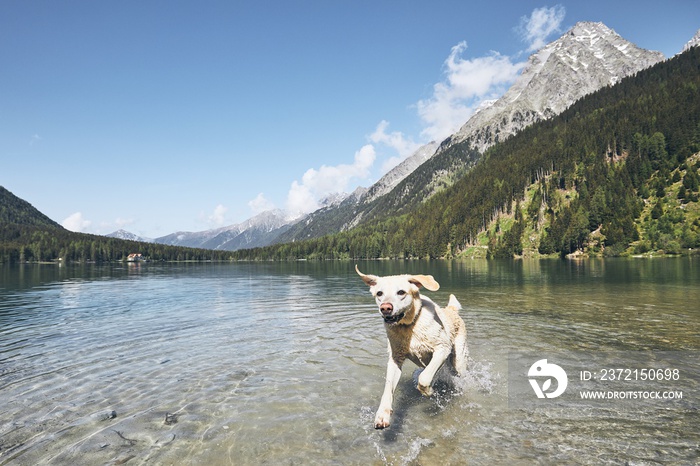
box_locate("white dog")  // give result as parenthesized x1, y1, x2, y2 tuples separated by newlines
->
(356, 265, 468, 429)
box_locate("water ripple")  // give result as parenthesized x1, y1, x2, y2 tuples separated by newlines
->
(0, 261, 698, 465)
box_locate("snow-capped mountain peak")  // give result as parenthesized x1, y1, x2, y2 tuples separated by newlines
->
(153, 209, 295, 251)
(106, 229, 152, 242)
(318, 193, 350, 208)
(442, 21, 664, 154)
(681, 28, 700, 54)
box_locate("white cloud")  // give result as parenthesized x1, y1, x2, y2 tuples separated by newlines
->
(285, 144, 376, 217)
(370, 120, 420, 158)
(370, 120, 423, 173)
(410, 6, 566, 144)
(517, 5, 566, 52)
(208, 204, 228, 227)
(115, 217, 135, 228)
(248, 193, 275, 214)
(286, 181, 317, 218)
(416, 42, 525, 142)
(62, 212, 92, 232)
(98, 217, 135, 233)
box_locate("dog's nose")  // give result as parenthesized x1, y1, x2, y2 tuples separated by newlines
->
(380, 303, 393, 316)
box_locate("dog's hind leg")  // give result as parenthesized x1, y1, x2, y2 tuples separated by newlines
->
(452, 324, 468, 377)
(445, 294, 468, 377)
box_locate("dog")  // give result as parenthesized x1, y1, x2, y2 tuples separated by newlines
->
(356, 265, 468, 429)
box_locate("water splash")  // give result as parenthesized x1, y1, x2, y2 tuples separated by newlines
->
(400, 437, 434, 464)
(461, 358, 498, 394)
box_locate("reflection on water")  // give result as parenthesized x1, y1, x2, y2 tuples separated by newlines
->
(0, 259, 698, 465)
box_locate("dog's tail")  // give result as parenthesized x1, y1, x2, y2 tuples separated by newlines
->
(447, 294, 461, 310)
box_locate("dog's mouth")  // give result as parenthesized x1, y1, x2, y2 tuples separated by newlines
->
(382, 312, 405, 324)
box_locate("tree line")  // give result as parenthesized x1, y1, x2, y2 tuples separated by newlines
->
(0, 224, 236, 264)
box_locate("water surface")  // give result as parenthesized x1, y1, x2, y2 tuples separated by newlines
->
(1, 259, 698, 465)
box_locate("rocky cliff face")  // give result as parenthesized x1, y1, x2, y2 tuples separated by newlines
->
(361, 142, 439, 204)
(441, 22, 665, 154)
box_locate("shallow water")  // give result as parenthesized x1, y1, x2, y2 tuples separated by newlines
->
(0, 259, 699, 465)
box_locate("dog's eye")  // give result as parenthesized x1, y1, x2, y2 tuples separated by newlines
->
(397, 290, 406, 296)
(376, 291, 383, 297)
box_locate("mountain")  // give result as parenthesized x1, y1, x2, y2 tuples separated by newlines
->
(154, 225, 230, 248)
(444, 22, 664, 153)
(681, 28, 700, 53)
(0, 188, 238, 264)
(0, 186, 63, 229)
(372, 22, 664, 213)
(202, 209, 294, 250)
(153, 209, 295, 251)
(189, 21, 675, 251)
(274, 141, 439, 242)
(362, 142, 439, 204)
(229, 45, 700, 260)
(274, 187, 367, 242)
(4, 37, 699, 264)
(276, 22, 665, 243)
(106, 229, 152, 242)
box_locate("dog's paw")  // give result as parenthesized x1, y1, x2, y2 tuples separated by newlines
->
(374, 408, 391, 429)
(417, 373, 434, 397)
(417, 383, 433, 397)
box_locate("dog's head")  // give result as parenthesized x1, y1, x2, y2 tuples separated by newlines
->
(356, 265, 439, 325)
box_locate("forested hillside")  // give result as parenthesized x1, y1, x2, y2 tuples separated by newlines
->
(0, 187, 236, 263)
(231, 47, 700, 260)
(0, 186, 61, 228)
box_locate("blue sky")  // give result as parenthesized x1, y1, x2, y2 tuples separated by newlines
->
(2, 1, 699, 238)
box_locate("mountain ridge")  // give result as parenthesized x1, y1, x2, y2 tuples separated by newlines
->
(107, 229, 153, 242)
(0, 186, 237, 263)
(443, 22, 664, 153)
(123, 21, 691, 251)
(227, 45, 700, 260)
(277, 21, 666, 243)
(153, 209, 294, 251)
(2, 46, 699, 263)
(7, 22, 695, 260)
(0, 186, 63, 229)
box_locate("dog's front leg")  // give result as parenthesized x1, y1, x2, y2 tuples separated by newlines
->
(375, 356, 402, 429)
(416, 345, 451, 397)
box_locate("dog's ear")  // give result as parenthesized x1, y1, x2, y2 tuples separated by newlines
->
(408, 274, 440, 292)
(355, 265, 378, 287)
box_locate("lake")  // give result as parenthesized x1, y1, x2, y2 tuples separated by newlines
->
(1, 259, 699, 465)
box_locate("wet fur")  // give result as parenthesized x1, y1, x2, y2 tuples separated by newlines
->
(356, 265, 468, 429)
